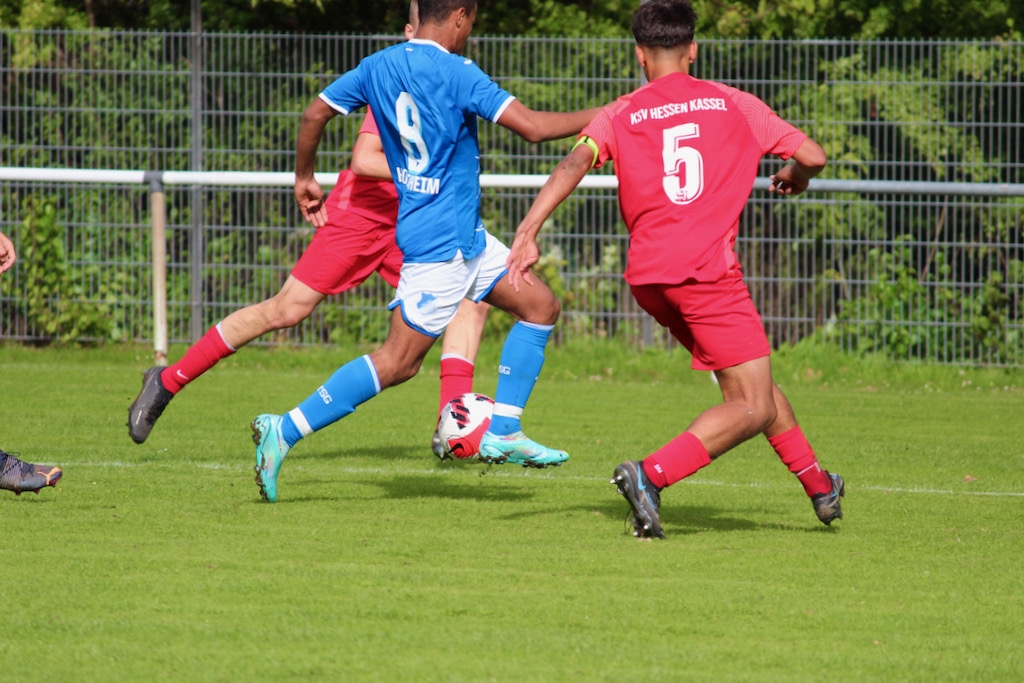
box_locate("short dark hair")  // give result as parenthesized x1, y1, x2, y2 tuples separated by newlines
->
(417, 0, 476, 25)
(631, 0, 697, 48)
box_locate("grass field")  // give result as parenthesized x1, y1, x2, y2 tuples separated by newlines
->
(2, 341, 1022, 681)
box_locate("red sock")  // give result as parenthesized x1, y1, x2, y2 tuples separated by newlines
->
(642, 431, 711, 489)
(767, 426, 831, 496)
(160, 324, 235, 394)
(439, 355, 475, 416)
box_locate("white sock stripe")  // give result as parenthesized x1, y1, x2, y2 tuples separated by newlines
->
(361, 355, 382, 394)
(517, 321, 554, 331)
(796, 464, 820, 477)
(214, 322, 236, 352)
(439, 353, 473, 365)
(492, 402, 523, 419)
(287, 408, 313, 437)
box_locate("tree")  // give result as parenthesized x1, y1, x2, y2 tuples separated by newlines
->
(4, 0, 1018, 39)
(0, 0, 632, 36)
(694, 0, 1023, 39)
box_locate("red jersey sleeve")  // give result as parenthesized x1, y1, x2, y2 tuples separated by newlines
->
(580, 97, 633, 168)
(709, 82, 806, 159)
(358, 107, 380, 136)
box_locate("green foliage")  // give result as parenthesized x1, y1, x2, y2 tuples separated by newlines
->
(692, 0, 1024, 39)
(829, 237, 1023, 364)
(776, 45, 1019, 185)
(4, 0, 1022, 38)
(756, 40, 1024, 365)
(319, 289, 392, 347)
(3, 197, 115, 342)
(513, 0, 632, 37)
(1, 30, 194, 171)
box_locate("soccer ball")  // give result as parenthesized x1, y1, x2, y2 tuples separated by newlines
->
(435, 393, 494, 461)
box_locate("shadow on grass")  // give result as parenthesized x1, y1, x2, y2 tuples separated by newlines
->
(494, 497, 759, 531)
(661, 505, 841, 535)
(258, 472, 536, 505)
(498, 497, 833, 537)
(297, 444, 428, 463)
(372, 475, 535, 503)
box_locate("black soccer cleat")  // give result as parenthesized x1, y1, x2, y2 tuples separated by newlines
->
(0, 449, 62, 495)
(611, 460, 665, 539)
(811, 471, 845, 526)
(127, 366, 174, 444)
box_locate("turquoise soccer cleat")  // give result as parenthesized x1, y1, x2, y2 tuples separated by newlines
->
(477, 430, 568, 468)
(251, 414, 290, 503)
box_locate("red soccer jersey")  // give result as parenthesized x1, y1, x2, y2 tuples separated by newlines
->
(581, 72, 806, 285)
(328, 108, 399, 225)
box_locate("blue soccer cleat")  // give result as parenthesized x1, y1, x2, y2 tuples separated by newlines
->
(478, 431, 568, 468)
(251, 414, 290, 503)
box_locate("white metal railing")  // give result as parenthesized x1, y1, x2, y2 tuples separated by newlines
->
(5, 167, 1024, 195)
(2, 167, 1023, 365)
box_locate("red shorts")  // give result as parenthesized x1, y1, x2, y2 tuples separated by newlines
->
(290, 210, 403, 294)
(630, 275, 771, 371)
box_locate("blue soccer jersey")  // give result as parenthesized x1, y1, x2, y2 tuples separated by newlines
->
(319, 39, 515, 263)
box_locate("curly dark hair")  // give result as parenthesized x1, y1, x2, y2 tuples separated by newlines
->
(632, 0, 697, 48)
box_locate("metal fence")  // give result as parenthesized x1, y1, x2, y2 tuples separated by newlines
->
(1, 30, 1022, 365)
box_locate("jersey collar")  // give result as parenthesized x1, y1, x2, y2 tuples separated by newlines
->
(407, 38, 449, 53)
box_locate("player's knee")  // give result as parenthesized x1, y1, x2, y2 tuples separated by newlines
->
(725, 393, 776, 436)
(277, 304, 315, 328)
(398, 357, 424, 384)
(380, 357, 423, 387)
(263, 297, 314, 329)
(370, 345, 426, 388)
(525, 293, 560, 326)
(752, 400, 777, 433)
(548, 296, 561, 323)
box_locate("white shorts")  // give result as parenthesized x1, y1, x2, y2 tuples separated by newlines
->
(388, 231, 509, 337)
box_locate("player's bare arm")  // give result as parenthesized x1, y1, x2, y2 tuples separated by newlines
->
(295, 98, 338, 227)
(497, 99, 604, 144)
(0, 230, 16, 274)
(349, 129, 391, 180)
(507, 143, 595, 291)
(768, 137, 827, 196)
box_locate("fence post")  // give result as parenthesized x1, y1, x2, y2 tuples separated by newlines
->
(189, 1, 205, 344)
(145, 171, 168, 366)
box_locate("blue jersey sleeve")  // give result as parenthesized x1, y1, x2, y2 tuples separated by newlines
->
(452, 58, 515, 123)
(319, 64, 368, 115)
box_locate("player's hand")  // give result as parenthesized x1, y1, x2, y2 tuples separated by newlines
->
(505, 231, 540, 292)
(295, 177, 328, 227)
(769, 164, 810, 196)
(0, 231, 16, 274)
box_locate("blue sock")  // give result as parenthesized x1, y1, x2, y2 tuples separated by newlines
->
(280, 355, 381, 446)
(489, 321, 553, 435)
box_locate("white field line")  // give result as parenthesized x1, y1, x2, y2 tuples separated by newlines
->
(63, 460, 1024, 498)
